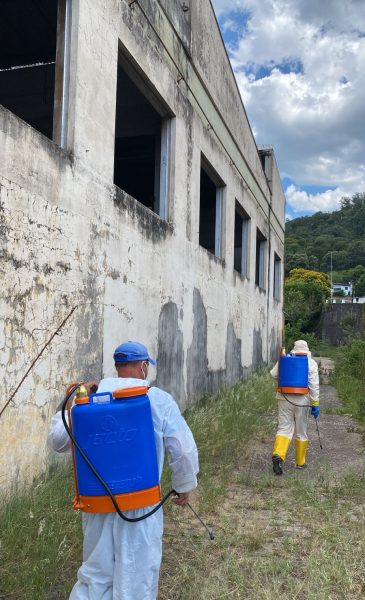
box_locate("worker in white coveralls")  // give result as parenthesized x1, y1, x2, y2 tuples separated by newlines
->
(270, 340, 319, 475)
(48, 340, 199, 600)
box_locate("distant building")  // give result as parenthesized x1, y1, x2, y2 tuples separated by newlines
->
(332, 283, 353, 296)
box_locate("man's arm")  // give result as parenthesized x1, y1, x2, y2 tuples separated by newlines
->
(308, 360, 320, 404)
(270, 361, 279, 379)
(308, 360, 320, 418)
(163, 400, 199, 504)
(47, 411, 70, 453)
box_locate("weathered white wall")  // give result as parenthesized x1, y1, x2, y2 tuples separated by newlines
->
(0, 0, 285, 493)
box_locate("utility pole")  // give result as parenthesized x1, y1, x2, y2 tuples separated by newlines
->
(330, 251, 333, 303)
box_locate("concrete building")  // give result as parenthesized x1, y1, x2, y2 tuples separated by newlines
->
(0, 0, 285, 492)
(332, 283, 353, 296)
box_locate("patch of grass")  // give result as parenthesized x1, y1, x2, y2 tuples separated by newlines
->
(182, 370, 275, 511)
(332, 342, 365, 421)
(313, 340, 344, 362)
(0, 462, 82, 600)
(160, 471, 365, 600)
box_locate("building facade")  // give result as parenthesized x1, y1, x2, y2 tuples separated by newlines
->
(0, 0, 285, 491)
(332, 283, 353, 296)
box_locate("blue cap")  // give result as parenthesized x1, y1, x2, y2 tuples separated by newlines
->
(113, 341, 157, 365)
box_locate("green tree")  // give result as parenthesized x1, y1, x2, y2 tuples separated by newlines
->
(343, 339, 365, 383)
(348, 240, 365, 268)
(287, 268, 331, 296)
(284, 268, 330, 345)
(354, 274, 365, 296)
(285, 192, 365, 279)
(321, 250, 350, 271)
(311, 235, 333, 260)
(284, 278, 328, 332)
(340, 193, 365, 236)
(285, 253, 309, 274)
(351, 265, 365, 283)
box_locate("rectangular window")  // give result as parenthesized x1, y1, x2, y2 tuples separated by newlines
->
(0, 0, 71, 146)
(255, 228, 267, 289)
(114, 52, 172, 219)
(273, 253, 281, 300)
(199, 157, 224, 257)
(234, 202, 250, 277)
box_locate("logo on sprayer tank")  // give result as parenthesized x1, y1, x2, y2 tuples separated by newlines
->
(87, 415, 137, 446)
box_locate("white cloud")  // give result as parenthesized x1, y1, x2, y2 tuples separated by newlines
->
(211, 0, 365, 214)
(212, 0, 248, 18)
(285, 185, 344, 214)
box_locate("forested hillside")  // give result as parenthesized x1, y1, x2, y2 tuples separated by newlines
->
(285, 192, 365, 286)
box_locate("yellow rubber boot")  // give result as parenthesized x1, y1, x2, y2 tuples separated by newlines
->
(295, 439, 308, 467)
(272, 435, 291, 461)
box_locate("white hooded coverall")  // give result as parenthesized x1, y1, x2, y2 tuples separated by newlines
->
(271, 347, 319, 466)
(48, 377, 199, 600)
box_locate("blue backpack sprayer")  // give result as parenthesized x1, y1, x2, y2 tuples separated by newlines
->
(277, 352, 309, 396)
(61, 383, 214, 536)
(277, 350, 322, 448)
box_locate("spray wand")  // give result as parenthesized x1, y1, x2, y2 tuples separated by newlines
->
(314, 417, 323, 450)
(187, 502, 214, 540)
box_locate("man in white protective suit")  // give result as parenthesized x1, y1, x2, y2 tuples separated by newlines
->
(270, 339, 319, 475)
(48, 340, 199, 600)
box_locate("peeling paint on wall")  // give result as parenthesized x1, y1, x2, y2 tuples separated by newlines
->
(252, 329, 263, 368)
(187, 288, 209, 400)
(156, 302, 185, 404)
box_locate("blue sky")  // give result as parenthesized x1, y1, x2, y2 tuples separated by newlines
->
(212, 0, 365, 219)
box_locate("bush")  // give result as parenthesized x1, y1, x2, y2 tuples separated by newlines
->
(284, 278, 327, 332)
(284, 324, 318, 355)
(342, 339, 365, 382)
(354, 274, 365, 296)
(333, 339, 365, 420)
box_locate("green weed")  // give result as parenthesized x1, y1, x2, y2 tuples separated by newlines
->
(333, 340, 365, 420)
(0, 463, 81, 599)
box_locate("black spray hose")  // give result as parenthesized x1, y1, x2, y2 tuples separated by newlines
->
(281, 392, 311, 409)
(61, 384, 175, 523)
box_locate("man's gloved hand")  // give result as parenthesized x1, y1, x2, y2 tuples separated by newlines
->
(311, 405, 320, 419)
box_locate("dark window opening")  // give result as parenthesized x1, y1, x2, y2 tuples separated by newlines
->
(199, 159, 223, 257)
(234, 202, 250, 276)
(114, 57, 170, 217)
(274, 253, 281, 300)
(255, 228, 267, 289)
(0, 0, 59, 140)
